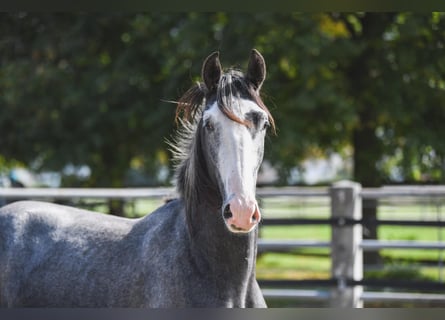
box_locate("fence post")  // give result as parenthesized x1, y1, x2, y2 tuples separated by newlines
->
(329, 180, 363, 307)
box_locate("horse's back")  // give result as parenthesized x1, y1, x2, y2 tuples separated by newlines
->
(0, 199, 133, 223)
(0, 200, 141, 307)
(0, 200, 135, 254)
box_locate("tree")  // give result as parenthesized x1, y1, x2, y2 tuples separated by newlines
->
(0, 13, 185, 214)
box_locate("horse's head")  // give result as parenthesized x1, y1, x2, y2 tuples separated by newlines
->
(197, 50, 274, 234)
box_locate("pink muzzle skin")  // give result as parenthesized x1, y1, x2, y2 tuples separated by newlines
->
(224, 196, 261, 233)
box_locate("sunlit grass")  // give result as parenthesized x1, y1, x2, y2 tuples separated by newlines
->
(259, 225, 331, 240)
(257, 251, 330, 280)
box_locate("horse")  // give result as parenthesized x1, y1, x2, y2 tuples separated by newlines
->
(0, 49, 275, 307)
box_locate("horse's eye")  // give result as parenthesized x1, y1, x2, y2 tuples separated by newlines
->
(204, 121, 215, 132)
(262, 120, 270, 131)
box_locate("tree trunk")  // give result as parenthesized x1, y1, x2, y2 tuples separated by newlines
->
(90, 152, 128, 217)
(108, 199, 125, 217)
(345, 13, 397, 267)
(353, 120, 383, 266)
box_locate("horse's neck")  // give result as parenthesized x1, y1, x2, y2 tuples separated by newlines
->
(187, 201, 258, 283)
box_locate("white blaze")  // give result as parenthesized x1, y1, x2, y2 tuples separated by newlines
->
(203, 99, 266, 233)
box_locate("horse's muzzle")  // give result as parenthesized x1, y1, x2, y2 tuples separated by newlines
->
(222, 196, 261, 233)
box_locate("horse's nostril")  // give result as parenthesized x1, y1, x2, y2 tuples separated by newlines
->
(223, 204, 232, 219)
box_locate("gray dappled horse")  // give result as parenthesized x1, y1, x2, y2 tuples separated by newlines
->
(0, 49, 275, 307)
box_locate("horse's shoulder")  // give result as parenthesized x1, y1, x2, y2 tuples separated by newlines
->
(137, 198, 188, 248)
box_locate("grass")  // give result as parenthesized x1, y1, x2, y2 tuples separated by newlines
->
(257, 250, 331, 280)
(260, 225, 331, 240)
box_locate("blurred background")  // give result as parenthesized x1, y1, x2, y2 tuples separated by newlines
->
(2, 12, 444, 191)
(1, 13, 445, 306)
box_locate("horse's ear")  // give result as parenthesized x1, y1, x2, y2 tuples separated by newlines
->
(246, 49, 266, 91)
(202, 51, 222, 93)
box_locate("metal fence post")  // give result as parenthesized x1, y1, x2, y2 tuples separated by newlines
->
(329, 180, 363, 307)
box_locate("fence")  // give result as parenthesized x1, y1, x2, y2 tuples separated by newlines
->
(257, 181, 445, 307)
(1, 182, 445, 307)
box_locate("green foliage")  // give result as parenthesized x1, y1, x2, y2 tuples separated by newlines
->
(0, 13, 182, 186)
(1, 13, 444, 187)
